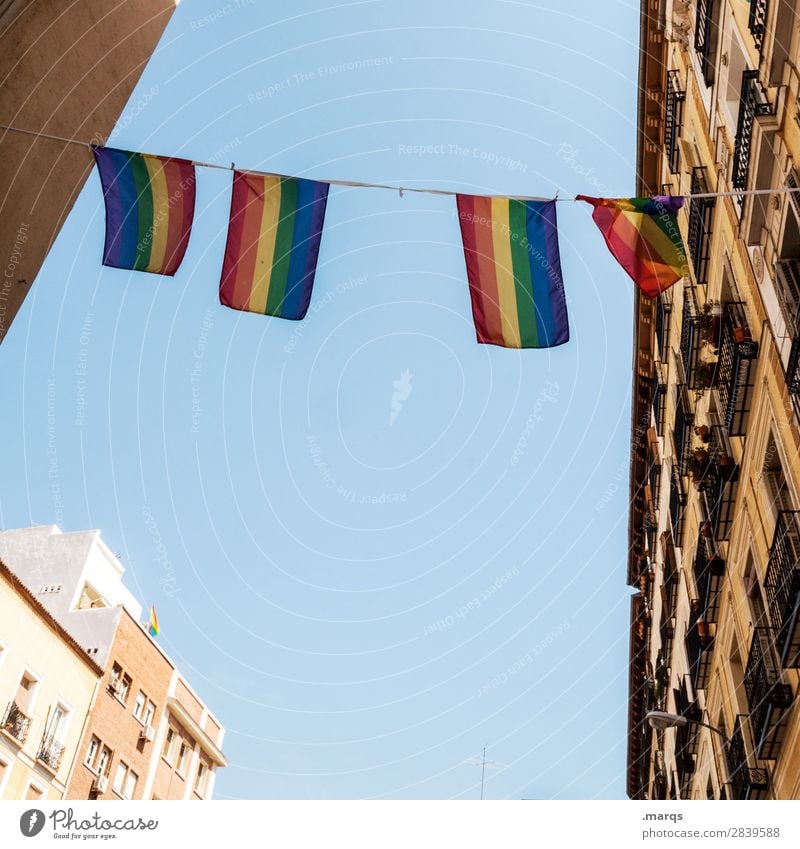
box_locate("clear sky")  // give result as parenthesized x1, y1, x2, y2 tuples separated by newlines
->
(0, 0, 641, 799)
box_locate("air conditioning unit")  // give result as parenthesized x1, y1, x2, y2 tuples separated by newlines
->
(140, 724, 155, 743)
(93, 775, 108, 793)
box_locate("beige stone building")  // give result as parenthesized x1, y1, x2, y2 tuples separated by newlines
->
(628, 0, 800, 799)
(0, 0, 178, 342)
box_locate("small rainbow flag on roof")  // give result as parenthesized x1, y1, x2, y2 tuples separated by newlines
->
(456, 196, 569, 348)
(577, 195, 688, 298)
(148, 605, 159, 638)
(219, 171, 329, 319)
(92, 146, 196, 275)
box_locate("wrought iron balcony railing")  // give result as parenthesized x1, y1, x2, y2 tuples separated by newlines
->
(749, 0, 768, 54)
(733, 70, 772, 191)
(655, 291, 672, 361)
(764, 511, 800, 668)
(665, 71, 685, 174)
(653, 377, 666, 437)
(669, 466, 687, 546)
(695, 0, 717, 87)
(680, 287, 701, 386)
(694, 533, 725, 623)
(673, 384, 694, 475)
(687, 168, 714, 286)
(716, 302, 758, 435)
(37, 735, 66, 772)
(776, 259, 800, 395)
(726, 715, 770, 800)
(686, 600, 714, 692)
(744, 627, 794, 760)
(1, 701, 31, 745)
(704, 424, 740, 541)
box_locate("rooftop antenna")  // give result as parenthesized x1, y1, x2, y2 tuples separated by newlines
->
(465, 744, 503, 799)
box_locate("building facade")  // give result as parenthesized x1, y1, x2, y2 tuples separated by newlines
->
(0, 0, 178, 342)
(628, 0, 800, 800)
(0, 526, 227, 800)
(0, 559, 102, 800)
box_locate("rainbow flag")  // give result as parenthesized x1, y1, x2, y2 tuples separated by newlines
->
(92, 146, 196, 275)
(577, 195, 687, 298)
(219, 172, 329, 319)
(456, 196, 569, 348)
(148, 605, 159, 637)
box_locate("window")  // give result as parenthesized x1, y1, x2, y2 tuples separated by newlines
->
(97, 746, 112, 777)
(85, 737, 101, 770)
(113, 761, 137, 799)
(133, 692, 146, 721)
(194, 761, 208, 796)
(15, 672, 38, 712)
(49, 703, 69, 741)
(177, 741, 190, 774)
(143, 701, 155, 727)
(162, 727, 176, 762)
(76, 581, 109, 610)
(108, 663, 131, 703)
(761, 433, 795, 527)
(25, 783, 44, 800)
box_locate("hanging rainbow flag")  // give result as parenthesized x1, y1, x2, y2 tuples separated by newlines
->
(148, 605, 159, 637)
(456, 196, 569, 348)
(577, 195, 688, 298)
(92, 146, 196, 275)
(219, 172, 329, 319)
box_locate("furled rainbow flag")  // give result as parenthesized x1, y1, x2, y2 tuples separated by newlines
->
(577, 195, 687, 298)
(92, 146, 196, 275)
(456, 196, 569, 348)
(148, 605, 159, 637)
(219, 172, 329, 319)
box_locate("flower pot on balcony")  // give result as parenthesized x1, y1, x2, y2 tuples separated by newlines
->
(694, 424, 711, 443)
(687, 448, 711, 487)
(733, 325, 750, 344)
(693, 361, 719, 390)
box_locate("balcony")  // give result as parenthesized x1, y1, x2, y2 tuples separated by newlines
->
(655, 292, 672, 361)
(686, 600, 714, 692)
(777, 259, 800, 395)
(673, 384, 694, 474)
(653, 375, 666, 437)
(687, 168, 714, 286)
(744, 627, 794, 760)
(665, 71, 685, 174)
(669, 467, 687, 546)
(716, 302, 758, 435)
(694, 533, 725, 623)
(694, 0, 717, 87)
(764, 511, 800, 667)
(680, 287, 704, 389)
(37, 735, 66, 773)
(703, 424, 740, 541)
(733, 70, 772, 191)
(748, 0, 768, 54)
(726, 715, 770, 800)
(1, 701, 31, 745)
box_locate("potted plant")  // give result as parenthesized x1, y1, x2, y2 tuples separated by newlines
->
(693, 360, 718, 390)
(694, 424, 711, 443)
(686, 447, 711, 485)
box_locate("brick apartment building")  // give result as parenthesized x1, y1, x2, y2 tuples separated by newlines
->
(0, 526, 226, 800)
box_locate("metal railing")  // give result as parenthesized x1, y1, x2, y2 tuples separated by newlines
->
(686, 601, 714, 692)
(37, 735, 66, 772)
(764, 511, 800, 668)
(665, 71, 685, 174)
(716, 302, 758, 435)
(687, 168, 714, 286)
(694, 533, 725, 623)
(1, 701, 31, 744)
(655, 292, 672, 360)
(680, 287, 704, 389)
(744, 627, 794, 759)
(726, 715, 770, 800)
(695, 0, 717, 86)
(748, 0, 768, 54)
(733, 70, 772, 191)
(673, 384, 694, 474)
(670, 467, 687, 546)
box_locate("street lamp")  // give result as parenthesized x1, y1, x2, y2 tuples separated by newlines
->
(644, 710, 728, 742)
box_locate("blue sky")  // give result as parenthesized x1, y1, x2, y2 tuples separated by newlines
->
(0, 0, 640, 799)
